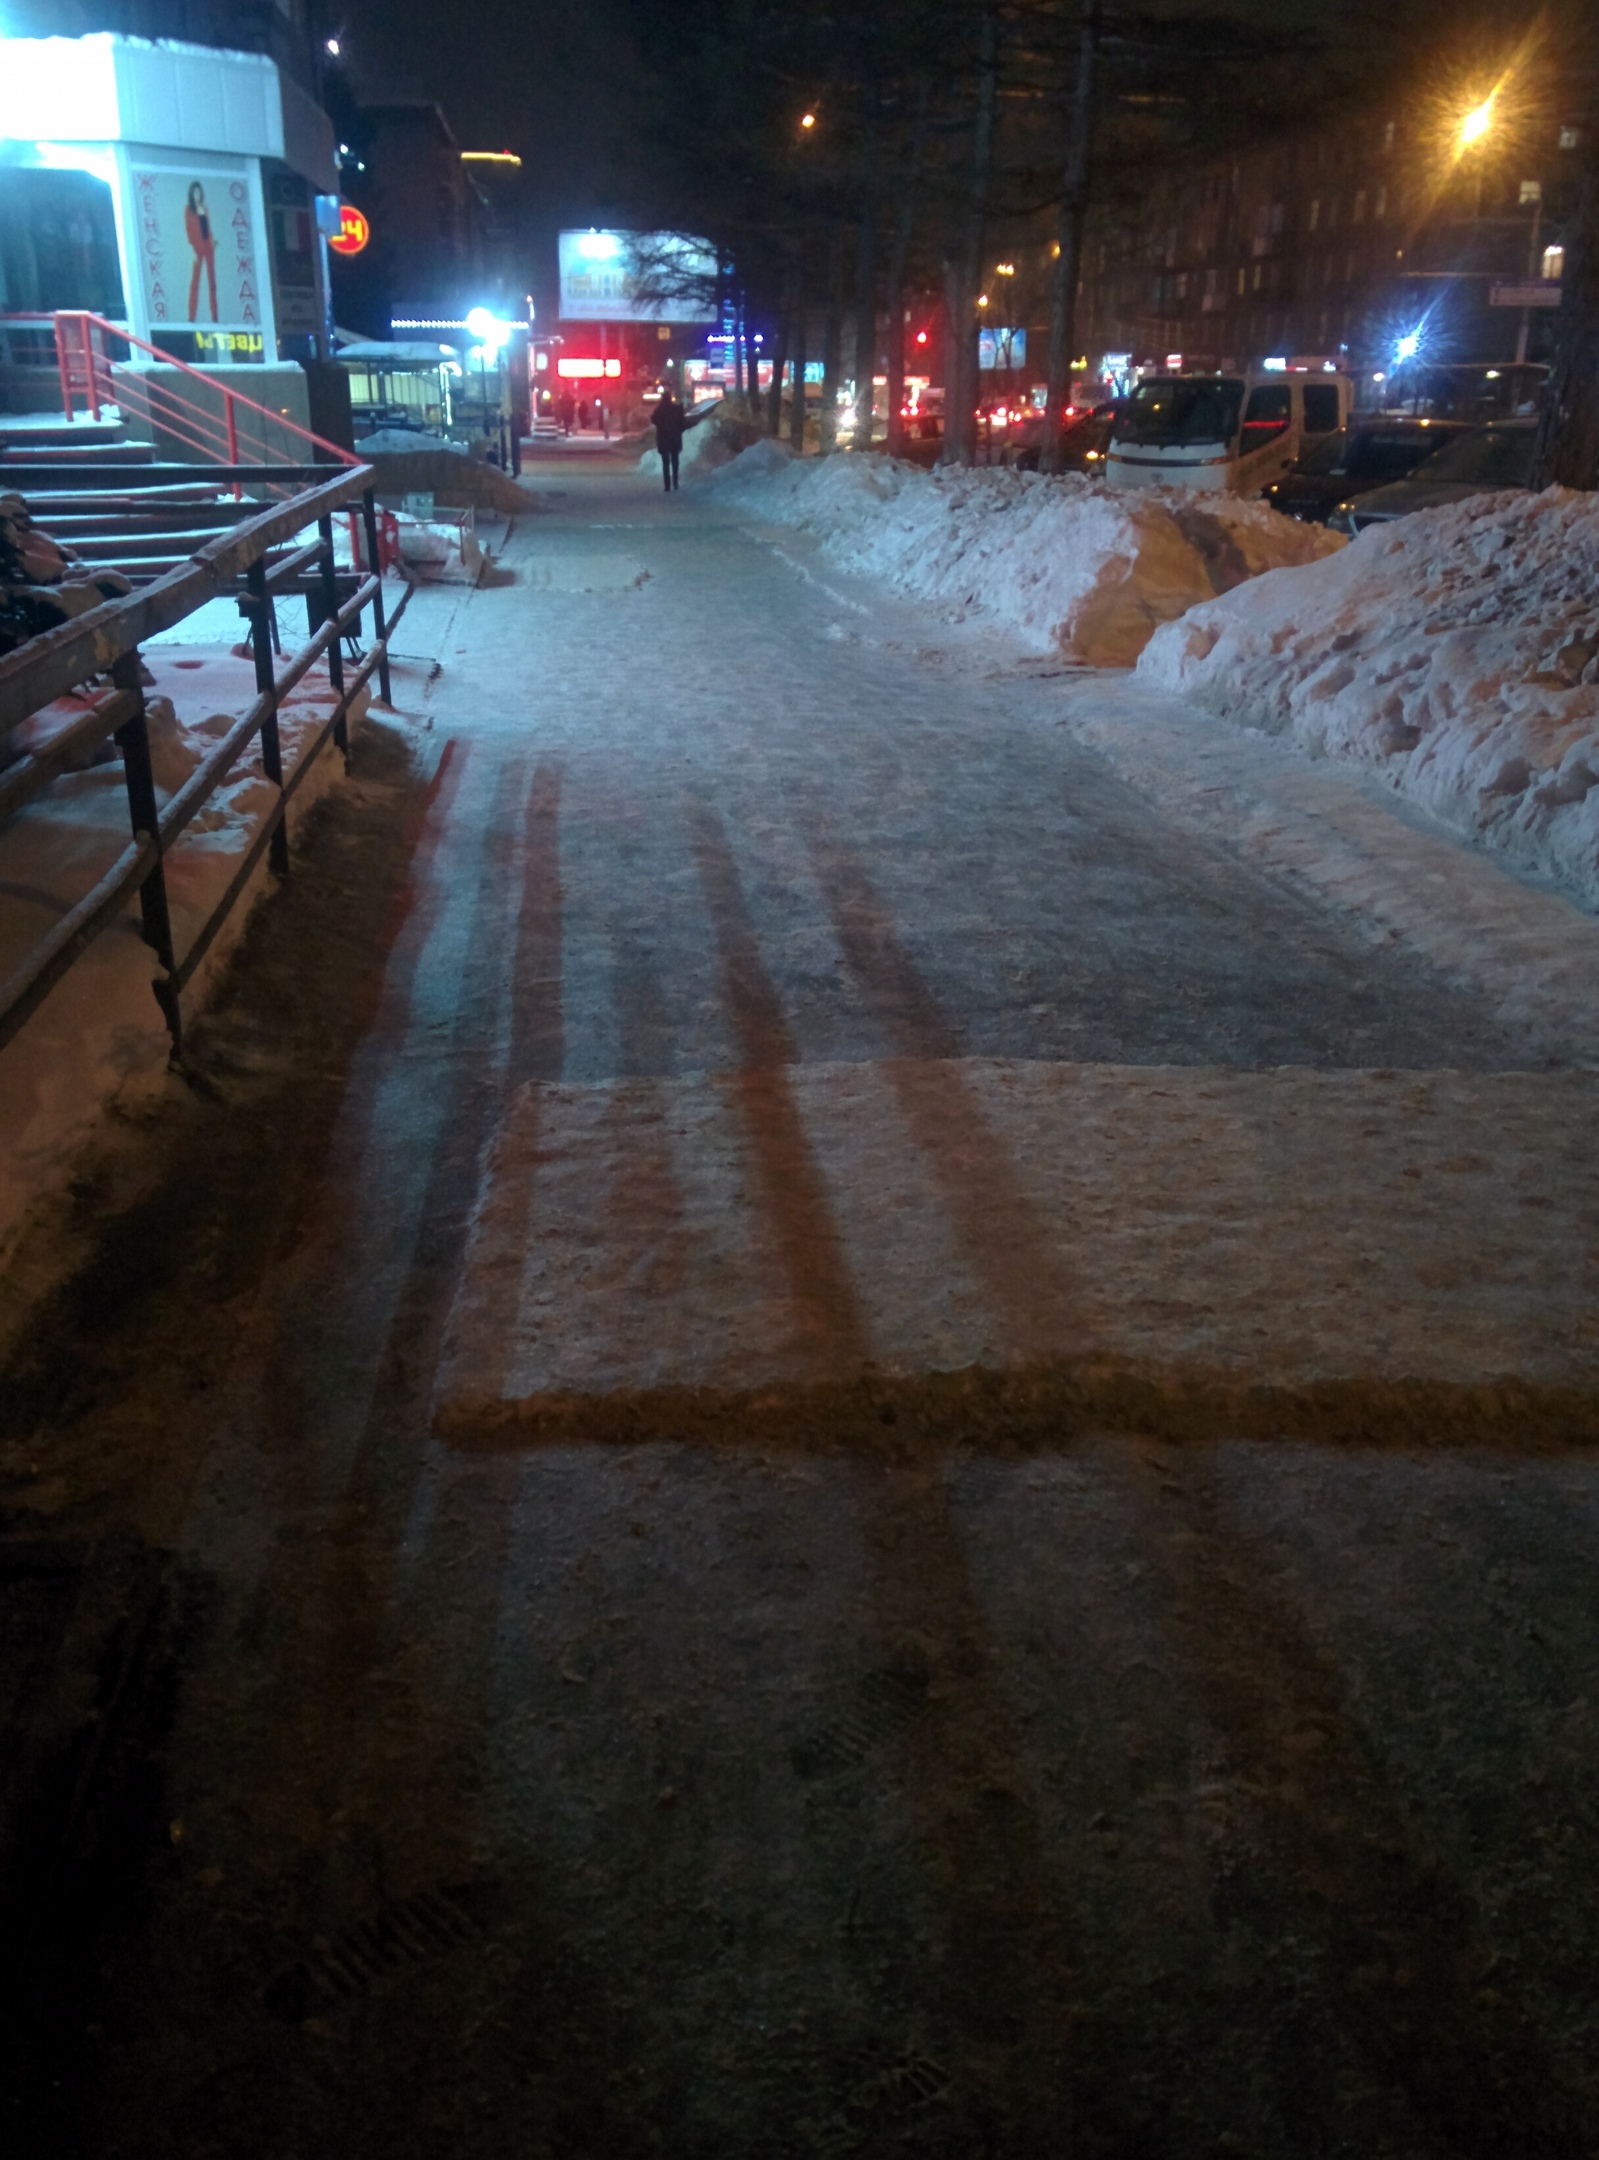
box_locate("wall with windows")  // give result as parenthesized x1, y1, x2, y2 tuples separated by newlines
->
(1079, 94, 1583, 381)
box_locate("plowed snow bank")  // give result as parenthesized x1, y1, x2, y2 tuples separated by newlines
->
(709, 444, 1343, 665)
(1138, 487, 1599, 911)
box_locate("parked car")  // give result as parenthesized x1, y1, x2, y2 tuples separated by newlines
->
(1105, 370, 1350, 495)
(1262, 417, 1469, 523)
(1326, 419, 1539, 535)
(1011, 402, 1119, 474)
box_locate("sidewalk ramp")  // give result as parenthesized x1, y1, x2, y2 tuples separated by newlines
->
(432, 1058, 1599, 1448)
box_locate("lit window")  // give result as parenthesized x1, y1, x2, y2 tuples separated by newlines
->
(1543, 244, 1565, 281)
(1520, 179, 1542, 205)
(1374, 184, 1387, 220)
(1382, 120, 1396, 151)
(1308, 197, 1320, 232)
(1559, 126, 1579, 150)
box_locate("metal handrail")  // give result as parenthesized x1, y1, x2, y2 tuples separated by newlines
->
(0, 459, 410, 1058)
(0, 466, 362, 741)
(51, 311, 361, 469)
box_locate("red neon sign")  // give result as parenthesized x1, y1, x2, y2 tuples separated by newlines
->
(557, 356, 621, 379)
(329, 204, 370, 257)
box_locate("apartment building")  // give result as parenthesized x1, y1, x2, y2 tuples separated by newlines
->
(1077, 95, 1584, 396)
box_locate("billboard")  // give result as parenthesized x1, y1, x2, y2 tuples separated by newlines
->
(558, 229, 716, 323)
(979, 326, 1026, 370)
(132, 163, 263, 330)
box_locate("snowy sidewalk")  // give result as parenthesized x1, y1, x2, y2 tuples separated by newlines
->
(435, 1058, 1599, 1444)
(287, 458, 1599, 1448)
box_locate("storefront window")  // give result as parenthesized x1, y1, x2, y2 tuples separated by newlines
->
(0, 164, 125, 316)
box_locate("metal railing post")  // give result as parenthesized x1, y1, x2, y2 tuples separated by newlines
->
(243, 558, 290, 878)
(224, 387, 243, 501)
(55, 315, 75, 422)
(109, 648, 181, 1049)
(360, 486, 393, 704)
(85, 319, 103, 423)
(316, 513, 349, 762)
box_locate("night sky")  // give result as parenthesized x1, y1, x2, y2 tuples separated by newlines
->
(344, 0, 629, 223)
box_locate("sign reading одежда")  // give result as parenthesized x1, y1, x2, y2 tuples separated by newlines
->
(133, 166, 262, 329)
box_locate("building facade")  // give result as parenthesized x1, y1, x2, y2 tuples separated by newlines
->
(329, 102, 494, 340)
(0, 27, 340, 371)
(1077, 93, 1585, 399)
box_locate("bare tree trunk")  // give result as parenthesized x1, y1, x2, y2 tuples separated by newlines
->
(1533, 52, 1599, 489)
(942, 257, 973, 466)
(852, 105, 879, 451)
(766, 311, 789, 436)
(944, 5, 998, 467)
(788, 273, 808, 453)
(885, 289, 909, 458)
(884, 86, 929, 460)
(820, 226, 845, 451)
(1042, 0, 1101, 476)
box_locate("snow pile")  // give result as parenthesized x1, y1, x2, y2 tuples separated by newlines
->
(0, 641, 370, 1262)
(355, 427, 467, 456)
(1137, 487, 1599, 909)
(708, 447, 1343, 665)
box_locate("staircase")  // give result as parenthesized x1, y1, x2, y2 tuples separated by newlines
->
(0, 316, 381, 589)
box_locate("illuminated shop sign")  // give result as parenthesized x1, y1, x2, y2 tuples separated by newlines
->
(329, 203, 370, 256)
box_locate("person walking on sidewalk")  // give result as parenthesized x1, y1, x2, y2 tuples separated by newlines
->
(650, 390, 702, 492)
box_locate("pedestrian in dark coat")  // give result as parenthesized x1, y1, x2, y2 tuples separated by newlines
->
(650, 391, 701, 491)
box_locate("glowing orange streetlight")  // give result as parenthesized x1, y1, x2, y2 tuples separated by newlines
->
(1458, 96, 1495, 149)
(799, 111, 816, 131)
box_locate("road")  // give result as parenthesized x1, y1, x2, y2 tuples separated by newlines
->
(3, 447, 1599, 2158)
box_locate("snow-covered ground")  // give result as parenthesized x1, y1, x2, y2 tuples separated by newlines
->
(707, 442, 1343, 665)
(1138, 487, 1599, 911)
(0, 634, 373, 1263)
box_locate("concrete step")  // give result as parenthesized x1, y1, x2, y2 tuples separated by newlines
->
(0, 439, 154, 463)
(0, 412, 137, 449)
(60, 526, 240, 561)
(30, 503, 258, 538)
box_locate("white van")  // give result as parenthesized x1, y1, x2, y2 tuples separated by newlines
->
(1105, 370, 1352, 494)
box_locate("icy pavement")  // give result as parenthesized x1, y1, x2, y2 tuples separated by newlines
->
(12, 454, 1599, 2157)
(300, 458, 1599, 1444)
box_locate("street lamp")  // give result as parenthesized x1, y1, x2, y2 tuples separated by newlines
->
(1458, 96, 1495, 149)
(800, 111, 816, 131)
(465, 308, 511, 463)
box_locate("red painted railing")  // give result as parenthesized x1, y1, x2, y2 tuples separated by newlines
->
(51, 312, 361, 475)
